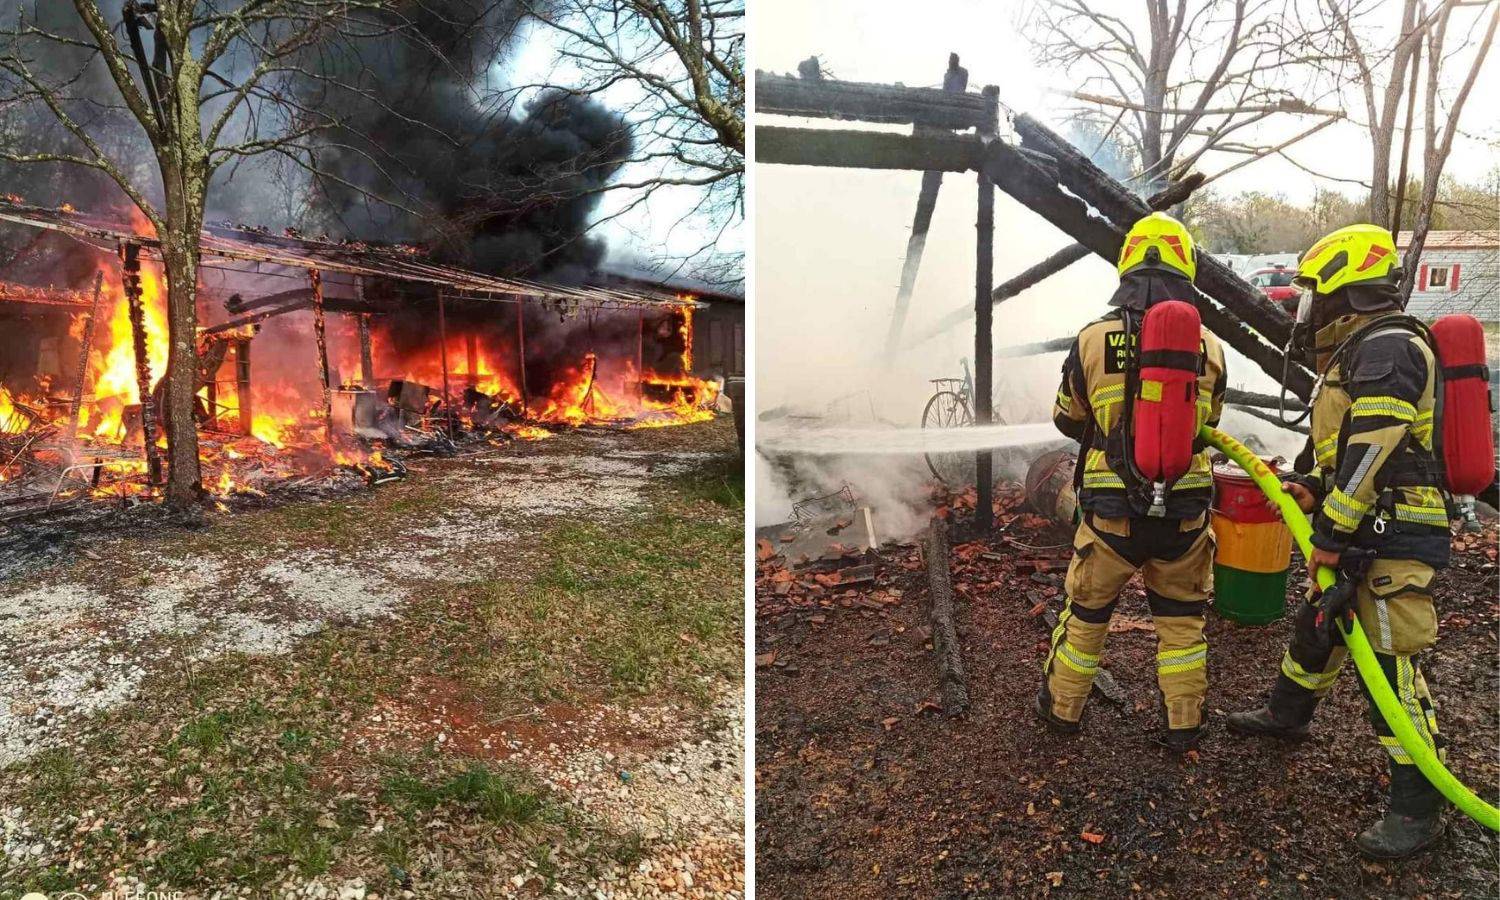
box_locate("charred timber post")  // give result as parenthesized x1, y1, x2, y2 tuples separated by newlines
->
(121, 243, 162, 484)
(924, 516, 970, 716)
(973, 84, 998, 534)
(355, 277, 374, 389)
(515, 301, 529, 417)
(637, 310, 646, 401)
(63, 271, 104, 448)
(465, 333, 479, 387)
(235, 340, 252, 436)
(308, 269, 334, 448)
(358, 315, 374, 389)
(437, 289, 454, 437)
(882, 54, 969, 358)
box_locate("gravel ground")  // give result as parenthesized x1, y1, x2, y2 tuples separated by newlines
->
(1, 422, 745, 897)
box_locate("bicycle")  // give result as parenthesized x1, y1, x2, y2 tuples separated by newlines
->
(922, 358, 973, 485)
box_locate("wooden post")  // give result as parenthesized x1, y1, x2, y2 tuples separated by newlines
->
(309, 268, 333, 447)
(122, 243, 162, 484)
(924, 517, 970, 715)
(357, 314, 374, 389)
(63, 270, 104, 447)
(235, 338, 252, 436)
(437, 288, 454, 436)
(465, 332, 479, 387)
(354, 277, 375, 389)
(637, 310, 646, 401)
(515, 300, 529, 417)
(973, 86, 998, 534)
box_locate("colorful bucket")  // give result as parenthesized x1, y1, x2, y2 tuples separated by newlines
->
(1211, 458, 1293, 624)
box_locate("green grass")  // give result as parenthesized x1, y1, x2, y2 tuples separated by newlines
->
(468, 512, 741, 703)
(662, 453, 745, 510)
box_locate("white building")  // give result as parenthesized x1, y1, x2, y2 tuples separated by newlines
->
(1396, 230, 1499, 323)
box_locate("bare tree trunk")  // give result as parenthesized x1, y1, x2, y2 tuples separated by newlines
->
(158, 148, 207, 507)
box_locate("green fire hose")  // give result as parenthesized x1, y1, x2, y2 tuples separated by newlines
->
(1202, 425, 1500, 832)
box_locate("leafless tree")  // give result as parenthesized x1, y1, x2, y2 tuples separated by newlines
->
(1299, 0, 1497, 293)
(0, 1, 418, 508)
(508, 0, 744, 286)
(1025, 0, 1342, 192)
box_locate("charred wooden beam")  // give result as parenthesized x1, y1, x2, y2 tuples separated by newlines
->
(1225, 387, 1308, 413)
(883, 54, 970, 358)
(755, 70, 992, 130)
(224, 287, 313, 315)
(995, 335, 1074, 358)
(203, 301, 303, 335)
(1232, 404, 1311, 435)
(755, 126, 979, 171)
(1012, 115, 1298, 351)
(978, 140, 1314, 399)
(910, 176, 1205, 348)
(923, 517, 970, 716)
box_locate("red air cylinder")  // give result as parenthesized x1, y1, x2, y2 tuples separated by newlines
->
(1133, 300, 1203, 483)
(1431, 314, 1496, 496)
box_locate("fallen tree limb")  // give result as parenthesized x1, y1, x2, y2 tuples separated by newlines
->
(923, 517, 970, 716)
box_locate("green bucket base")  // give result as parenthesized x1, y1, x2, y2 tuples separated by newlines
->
(1213, 564, 1288, 625)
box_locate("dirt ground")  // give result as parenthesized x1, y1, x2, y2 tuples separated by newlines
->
(1, 419, 745, 899)
(755, 496, 1499, 899)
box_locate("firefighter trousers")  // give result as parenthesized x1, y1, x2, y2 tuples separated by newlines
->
(1041, 512, 1215, 731)
(1266, 558, 1445, 815)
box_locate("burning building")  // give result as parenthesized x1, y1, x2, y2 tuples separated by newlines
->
(0, 198, 719, 518)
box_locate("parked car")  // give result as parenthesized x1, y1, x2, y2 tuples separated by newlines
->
(1248, 265, 1299, 311)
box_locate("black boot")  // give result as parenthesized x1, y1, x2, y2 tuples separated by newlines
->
(1160, 725, 1202, 753)
(1356, 763, 1447, 859)
(1225, 704, 1310, 739)
(1355, 811, 1444, 860)
(1033, 684, 1081, 734)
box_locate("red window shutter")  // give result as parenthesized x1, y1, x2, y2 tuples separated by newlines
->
(1450, 264, 1461, 292)
(1418, 264, 1429, 291)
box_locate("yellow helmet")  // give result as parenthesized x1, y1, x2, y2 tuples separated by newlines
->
(1117, 212, 1197, 281)
(1296, 224, 1399, 294)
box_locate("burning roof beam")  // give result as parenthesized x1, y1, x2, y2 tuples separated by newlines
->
(0, 279, 98, 311)
(0, 200, 702, 313)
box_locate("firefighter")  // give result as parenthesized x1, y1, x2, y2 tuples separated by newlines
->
(1037, 212, 1227, 751)
(1227, 224, 1451, 859)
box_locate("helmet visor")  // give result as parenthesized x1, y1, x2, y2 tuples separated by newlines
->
(1292, 285, 1316, 326)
